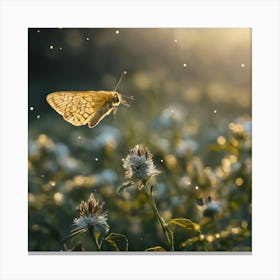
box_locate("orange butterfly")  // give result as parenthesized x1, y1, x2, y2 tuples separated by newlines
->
(46, 72, 132, 128)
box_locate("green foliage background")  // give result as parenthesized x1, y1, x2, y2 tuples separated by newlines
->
(28, 28, 251, 251)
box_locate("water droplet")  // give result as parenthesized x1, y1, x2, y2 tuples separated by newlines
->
(160, 159, 164, 163)
(241, 63, 245, 67)
(86, 37, 90, 41)
(36, 115, 40, 119)
(30, 106, 34, 111)
(37, 30, 40, 33)
(78, 136, 81, 140)
(183, 63, 187, 67)
(174, 39, 178, 43)
(195, 186, 199, 190)
(59, 47, 63, 50)
(123, 71, 127, 75)
(115, 30, 119, 34)
(41, 174, 45, 178)
(95, 158, 98, 161)
(213, 110, 217, 114)
(49, 45, 54, 50)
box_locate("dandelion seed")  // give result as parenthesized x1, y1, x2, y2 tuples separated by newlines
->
(30, 106, 34, 111)
(122, 144, 161, 189)
(49, 45, 54, 50)
(73, 193, 109, 235)
(115, 30, 119, 34)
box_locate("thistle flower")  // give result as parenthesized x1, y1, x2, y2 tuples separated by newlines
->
(73, 193, 109, 235)
(122, 144, 161, 189)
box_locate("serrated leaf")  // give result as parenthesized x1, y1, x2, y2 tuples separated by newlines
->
(145, 246, 166, 252)
(105, 233, 128, 251)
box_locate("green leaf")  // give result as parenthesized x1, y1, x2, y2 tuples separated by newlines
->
(168, 218, 200, 234)
(105, 233, 128, 251)
(145, 246, 166, 252)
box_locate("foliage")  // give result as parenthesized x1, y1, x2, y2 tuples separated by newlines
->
(28, 28, 251, 251)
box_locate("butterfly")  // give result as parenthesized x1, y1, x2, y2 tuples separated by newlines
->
(46, 72, 132, 128)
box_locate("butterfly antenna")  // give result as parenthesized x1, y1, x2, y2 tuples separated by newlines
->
(114, 71, 127, 91)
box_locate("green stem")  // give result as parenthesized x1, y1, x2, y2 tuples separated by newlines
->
(143, 183, 174, 251)
(89, 228, 101, 251)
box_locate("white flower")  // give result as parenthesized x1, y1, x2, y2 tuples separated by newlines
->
(122, 144, 161, 189)
(73, 194, 109, 235)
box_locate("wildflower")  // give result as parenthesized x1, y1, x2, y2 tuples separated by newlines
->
(122, 144, 161, 189)
(73, 193, 109, 235)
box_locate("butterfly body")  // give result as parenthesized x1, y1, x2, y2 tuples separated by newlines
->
(46, 90, 127, 128)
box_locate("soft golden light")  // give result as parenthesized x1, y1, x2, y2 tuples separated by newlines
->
(206, 235, 215, 242)
(217, 136, 226, 145)
(165, 154, 178, 169)
(235, 177, 243, 186)
(53, 192, 64, 204)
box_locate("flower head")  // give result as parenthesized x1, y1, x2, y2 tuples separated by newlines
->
(122, 144, 161, 189)
(73, 193, 109, 235)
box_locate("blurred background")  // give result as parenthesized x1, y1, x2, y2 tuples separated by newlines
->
(28, 28, 251, 251)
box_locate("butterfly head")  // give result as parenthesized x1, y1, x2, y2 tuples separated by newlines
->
(111, 92, 133, 107)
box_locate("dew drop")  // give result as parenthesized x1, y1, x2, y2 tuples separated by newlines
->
(36, 115, 40, 119)
(41, 174, 45, 178)
(37, 30, 40, 33)
(95, 158, 98, 161)
(86, 37, 90, 41)
(241, 63, 245, 67)
(115, 30, 119, 34)
(174, 39, 178, 44)
(160, 159, 164, 163)
(78, 136, 81, 140)
(49, 45, 54, 50)
(183, 63, 187, 67)
(213, 110, 217, 114)
(123, 71, 127, 75)
(30, 106, 34, 111)
(59, 47, 63, 51)
(195, 186, 199, 190)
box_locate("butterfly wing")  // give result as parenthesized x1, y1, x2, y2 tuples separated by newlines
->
(88, 102, 113, 128)
(46, 91, 112, 127)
